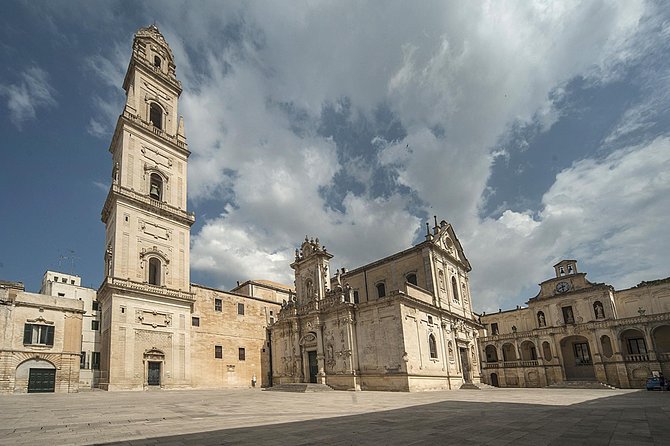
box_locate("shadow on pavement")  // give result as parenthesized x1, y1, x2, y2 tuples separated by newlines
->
(96, 391, 669, 446)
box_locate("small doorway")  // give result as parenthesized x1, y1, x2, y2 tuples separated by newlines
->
(147, 361, 161, 386)
(307, 351, 318, 383)
(28, 368, 56, 393)
(490, 373, 499, 387)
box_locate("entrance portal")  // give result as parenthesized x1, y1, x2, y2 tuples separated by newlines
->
(308, 351, 318, 383)
(28, 368, 56, 393)
(459, 347, 472, 383)
(490, 372, 499, 387)
(147, 361, 161, 386)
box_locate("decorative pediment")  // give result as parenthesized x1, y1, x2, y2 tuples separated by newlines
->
(26, 316, 54, 325)
(139, 245, 170, 263)
(430, 220, 471, 271)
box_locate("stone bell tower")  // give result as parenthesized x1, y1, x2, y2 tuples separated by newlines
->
(98, 25, 196, 391)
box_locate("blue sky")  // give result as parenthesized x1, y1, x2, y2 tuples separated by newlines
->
(1, 1, 669, 311)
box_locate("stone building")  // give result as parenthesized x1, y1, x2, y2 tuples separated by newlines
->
(478, 260, 670, 388)
(270, 219, 482, 391)
(40, 271, 101, 388)
(97, 24, 280, 391)
(0, 280, 84, 393)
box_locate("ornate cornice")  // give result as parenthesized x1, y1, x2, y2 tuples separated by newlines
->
(109, 110, 189, 157)
(99, 276, 195, 303)
(101, 182, 195, 227)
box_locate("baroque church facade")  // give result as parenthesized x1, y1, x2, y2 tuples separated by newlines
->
(271, 222, 482, 391)
(479, 261, 670, 389)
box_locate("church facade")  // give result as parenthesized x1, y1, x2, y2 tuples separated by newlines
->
(270, 221, 482, 391)
(479, 260, 670, 388)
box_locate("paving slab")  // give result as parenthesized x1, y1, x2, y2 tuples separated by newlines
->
(0, 388, 668, 445)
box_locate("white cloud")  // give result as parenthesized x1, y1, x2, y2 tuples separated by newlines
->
(468, 136, 670, 311)
(0, 66, 56, 129)
(75, 1, 666, 312)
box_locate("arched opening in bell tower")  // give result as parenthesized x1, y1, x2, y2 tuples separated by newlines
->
(149, 103, 163, 130)
(149, 173, 163, 200)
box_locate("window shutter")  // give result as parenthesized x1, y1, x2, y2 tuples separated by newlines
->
(23, 324, 32, 344)
(46, 326, 55, 346)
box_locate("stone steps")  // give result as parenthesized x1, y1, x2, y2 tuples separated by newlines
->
(548, 380, 618, 390)
(265, 383, 334, 392)
(460, 382, 497, 390)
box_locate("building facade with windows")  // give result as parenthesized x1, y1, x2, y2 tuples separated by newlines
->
(270, 221, 482, 391)
(478, 260, 670, 388)
(40, 271, 101, 388)
(0, 280, 85, 393)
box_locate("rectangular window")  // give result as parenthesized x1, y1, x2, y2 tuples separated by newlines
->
(353, 290, 360, 304)
(628, 338, 647, 354)
(573, 343, 591, 364)
(238, 347, 246, 361)
(80, 351, 86, 368)
(23, 324, 55, 346)
(70, 280, 75, 285)
(237, 303, 244, 315)
(215, 345, 223, 359)
(57, 292, 65, 297)
(61, 278, 67, 283)
(490, 323, 499, 335)
(92, 301, 99, 311)
(215, 298, 222, 312)
(562, 306, 575, 324)
(192, 317, 200, 327)
(91, 320, 99, 331)
(91, 352, 100, 370)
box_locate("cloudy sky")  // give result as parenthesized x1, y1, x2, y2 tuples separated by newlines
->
(1, 1, 669, 312)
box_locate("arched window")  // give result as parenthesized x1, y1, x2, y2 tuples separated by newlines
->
(376, 283, 386, 298)
(406, 273, 417, 286)
(149, 173, 163, 200)
(428, 334, 438, 359)
(451, 276, 459, 302)
(537, 311, 546, 327)
(149, 103, 163, 130)
(154, 56, 161, 68)
(148, 257, 161, 285)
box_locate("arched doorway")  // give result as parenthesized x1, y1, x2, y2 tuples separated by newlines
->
(560, 335, 595, 380)
(520, 341, 537, 361)
(299, 332, 318, 383)
(501, 343, 516, 362)
(485, 345, 498, 362)
(652, 325, 670, 361)
(17, 358, 56, 393)
(490, 372, 499, 387)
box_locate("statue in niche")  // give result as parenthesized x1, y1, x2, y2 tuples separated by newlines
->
(538, 312, 546, 327)
(594, 302, 604, 319)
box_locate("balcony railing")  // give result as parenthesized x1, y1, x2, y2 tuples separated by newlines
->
(483, 360, 539, 369)
(625, 353, 650, 362)
(102, 277, 195, 302)
(122, 110, 187, 151)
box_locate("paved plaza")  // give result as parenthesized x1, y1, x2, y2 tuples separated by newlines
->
(0, 387, 668, 445)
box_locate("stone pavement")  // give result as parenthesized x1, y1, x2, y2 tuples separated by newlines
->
(0, 388, 668, 445)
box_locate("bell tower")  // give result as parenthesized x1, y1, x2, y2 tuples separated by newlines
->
(98, 25, 195, 391)
(292, 237, 333, 305)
